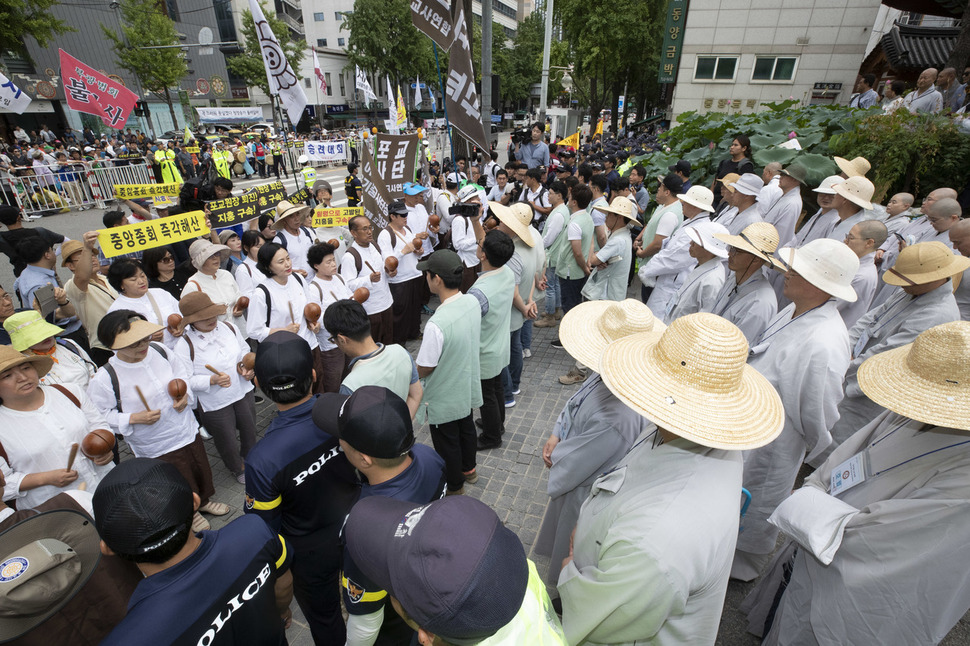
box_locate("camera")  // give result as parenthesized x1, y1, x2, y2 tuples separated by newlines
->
(449, 203, 480, 219)
(508, 180, 524, 202)
(510, 127, 532, 145)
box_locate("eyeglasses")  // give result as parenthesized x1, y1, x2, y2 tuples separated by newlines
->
(843, 235, 860, 242)
(354, 225, 374, 232)
(160, 255, 174, 262)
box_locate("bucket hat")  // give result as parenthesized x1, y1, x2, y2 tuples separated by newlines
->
(4, 311, 63, 352)
(188, 239, 230, 271)
(178, 291, 227, 325)
(727, 173, 764, 197)
(0, 344, 52, 378)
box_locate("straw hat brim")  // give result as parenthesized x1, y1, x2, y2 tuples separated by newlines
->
(559, 301, 666, 372)
(858, 342, 970, 430)
(831, 182, 873, 210)
(0, 353, 53, 379)
(834, 156, 867, 178)
(600, 331, 784, 450)
(713, 232, 773, 261)
(110, 320, 165, 350)
(593, 202, 638, 221)
(488, 201, 534, 247)
(883, 254, 970, 286)
(272, 204, 312, 229)
(182, 302, 228, 325)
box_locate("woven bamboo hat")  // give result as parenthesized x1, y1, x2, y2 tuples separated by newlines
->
(834, 156, 871, 178)
(599, 313, 784, 450)
(832, 176, 874, 210)
(882, 241, 970, 287)
(272, 200, 312, 230)
(559, 299, 665, 372)
(858, 321, 970, 430)
(714, 221, 780, 261)
(488, 201, 534, 247)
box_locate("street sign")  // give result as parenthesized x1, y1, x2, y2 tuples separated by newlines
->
(410, 82, 427, 89)
(618, 95, 625, 116)
(490, 114, 501, 123)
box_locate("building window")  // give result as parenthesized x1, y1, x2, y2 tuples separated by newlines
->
(339, 73, 346, 96)
(752, 56, 798, 82)
(325, 72, 333, 96)
(337, 37, 345, 47)
(335, 11, 344, 20)
(694, 56, 738, 81)
(164, 0, 180, 21)
(317, 38, 327, 47)
(313, 12, 325, 21)
(304, 78, 311, 88)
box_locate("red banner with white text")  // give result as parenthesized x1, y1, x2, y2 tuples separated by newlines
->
(58, 49, 139, 130)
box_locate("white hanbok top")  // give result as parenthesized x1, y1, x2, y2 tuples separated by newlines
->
(307, 274, 353, 351)
(174, 322, 253, 412)
(247, 274, 318, 349)
(107, 288, 181, 348)
(663, 260, 727, 324)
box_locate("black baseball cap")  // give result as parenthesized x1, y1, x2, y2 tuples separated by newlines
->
(255, 331, 313, 395)
(416, 249, 463, 277)
(388, 199, 408, 217)
(92, 458, 194, 557)
(345, 496, 528, 642)
(668, 159, 691, 174)
(556, 164, 574, 174)
(659, 173, 684, 194)
(312, 386, 415, 458)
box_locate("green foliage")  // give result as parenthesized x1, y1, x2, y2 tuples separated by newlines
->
(494, 12, 543, 106)
(0, 0, 73, 51)
(342, 0, 436, 90)
(101, 0, 187, 128)
(227, 3, 304, 98)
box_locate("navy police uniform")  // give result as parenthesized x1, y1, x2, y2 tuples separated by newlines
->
(101, 515, 291, 646)
(341, 443, 447, 645)
(245, 395, 360, 645)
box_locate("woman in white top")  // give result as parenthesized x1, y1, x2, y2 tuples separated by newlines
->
(451, 186, 485, 293)
(0, 346, 112, 510)
(234, 230, 265, 302)
(378, 200, 425, 345)
(4, 310, 96, 389)
(173, 292, 256, 483)
(105, 258, 182, 348)
(248, 242, 320, 351)
(87, 310, 229, 532)
(311, 180, 350, 264)
(306, 242, 353, 393)
(181, 239, 247, 334)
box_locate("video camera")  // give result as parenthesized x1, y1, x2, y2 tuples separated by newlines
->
(510, 127, 532, 145)
(449, 202, 480, 219)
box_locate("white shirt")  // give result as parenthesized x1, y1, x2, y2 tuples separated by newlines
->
(107, 288, 181, 348)
(435, 191, 457, 234)
(0, 384, 113, 509)
(542, 205, 568, 249)
(757, 176, 782, 213)
(308, 274, 354, 352)
(182, 269, 246, 336)
(275, 227, 315, 277)
(641, 215, 711, 319)
(589, 196, 608, 227)
(451, 215, 479, 268)
(339, 243, 393, 315)
(247, 275, 318, 348)
(837, 252, 877, 329)
(760, 187, 802, 246)
(664, 260, 727, 324)
(174, 322, 253, 412)
(416, 293, 464, 367)
(377, 226, 422, 283)
(35, 342, 96, 389)
(313, 224, 351, 265)
(406, 203, 436, 257)
(87, 346, 198, 458)
(233, 256, 263, 301)
(487, 183, 513, 203)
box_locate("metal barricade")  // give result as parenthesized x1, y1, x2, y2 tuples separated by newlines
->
(87, 163, 155, 208)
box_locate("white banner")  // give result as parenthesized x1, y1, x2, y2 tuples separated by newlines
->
(355, 65, 377, 103)
(423, 118, 447, 129)
(249, 0, 307, 126)
(304, 140, 347, 163)
(0, 72, 32, 115)
(196, 106, 263, 123)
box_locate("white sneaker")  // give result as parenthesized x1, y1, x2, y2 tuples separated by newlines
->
(199, 426, 212, 440)
(523, 349, 532, 359)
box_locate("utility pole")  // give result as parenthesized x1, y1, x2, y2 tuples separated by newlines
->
(538, 0, 554, 123)
(481, 0, 493, 146)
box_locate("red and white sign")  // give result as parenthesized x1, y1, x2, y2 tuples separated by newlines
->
(58, 49, 138, 130)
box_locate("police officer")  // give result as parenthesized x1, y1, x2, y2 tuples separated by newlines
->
(155, 140, 182, 184)
(349, 133, 359, 165)
(212, 141, 232, 179)
(313, 386, 446, 646)
(298, 155, 316, 189)
(244, 331, 360, 645)
(345, 163, 362, 208)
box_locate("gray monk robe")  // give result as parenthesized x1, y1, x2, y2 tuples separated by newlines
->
(743, 411, 970, 646)
(534, 374, 649, 585)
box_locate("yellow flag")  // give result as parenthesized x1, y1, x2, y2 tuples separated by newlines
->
(184, 126, 195, 143)
(594, 119, 603, 136)
(559, 130, 580, 149)
(396, 85, 408, 130)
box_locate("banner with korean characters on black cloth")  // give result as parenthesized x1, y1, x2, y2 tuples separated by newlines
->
(410, 0, 453, 50)
(359, 139, 393, 231)
(98, 211, 208, 258)
(372, 133, 419, 198)
(444, 4, 490, 153)
(207, 181, 287, 228)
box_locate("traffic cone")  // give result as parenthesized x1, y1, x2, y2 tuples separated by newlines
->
(432, 153, 437, 162)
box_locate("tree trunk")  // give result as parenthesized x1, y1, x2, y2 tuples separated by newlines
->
(163, 87, 179, 131)
(945, 1, 970, 70)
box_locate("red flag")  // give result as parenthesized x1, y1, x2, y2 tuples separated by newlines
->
(58, 49, 139, 130)
(311, 46, 327, 94)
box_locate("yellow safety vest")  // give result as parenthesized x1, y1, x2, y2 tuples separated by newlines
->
(477, 561, 567, 645)
(301, 167, 316, 186)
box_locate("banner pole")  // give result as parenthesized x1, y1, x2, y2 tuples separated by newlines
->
(432, 42, 456, 168)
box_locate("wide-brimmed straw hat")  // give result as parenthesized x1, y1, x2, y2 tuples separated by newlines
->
(834, 155, 871, 178)
(770, 238, 859, 302)
(714, 221, 779, 261)
(676, 186, 715, 212)
(599, 313, 784, 450)
(60, 240, 84, 266)
(0, 509, 101, 642)
(4, 310, 64, 352)
(188, 239, 230, 271)
(858, 321, 970, 430)
(109, 318, 164, 350)
(559, 299, 665, 372)
(178, 291, 227, 325)
(882, 241, 970, 287)
(593, 196, 638, 221)
(488, 201, 534, 247)
(272, 200, 312, 230)
(717, 173, 740, 193)
(0, 344, 52, 378)
(831, 176, 874, 210)
(686, 221, 730, 258)
(812, 175, 843, 195)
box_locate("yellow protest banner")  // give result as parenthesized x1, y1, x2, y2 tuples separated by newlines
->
(98, 211, 209, 258)
(113, 183, 182, 199)
(559, 130, 580, 149)
(185, 146, 200, 154)
(312, 207, 362, 228)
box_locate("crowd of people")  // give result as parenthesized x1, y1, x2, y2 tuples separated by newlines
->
(0, 113, 969, 646)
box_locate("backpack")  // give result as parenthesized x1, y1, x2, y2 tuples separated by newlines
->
(103, 343, 169, 413)
(346, 241, 383, 275)
(256, 274, 305, 328)
(56, 337, 97, 373)
(275, 227, 315, 249)
(182, 321, 237, 361)
(179, 176, 214, 210)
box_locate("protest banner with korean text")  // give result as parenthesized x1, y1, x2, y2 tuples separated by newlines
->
(304, 140, 347, 163)
(113, 183, 182, 199)
(444, 7, 489, 152)
(360, 141, 391, 231)
(372, 133, 418, 197)
(288, 187, 310, 204)
(410, 0, 453, 50)
(59, 50, 138, 130)
(312, 207, 361, 228)
(208, 180, 286, 228)
(0, 72, 31, 115)
(99, 211, 209, 258)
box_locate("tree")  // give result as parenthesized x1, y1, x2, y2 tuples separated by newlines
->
(0, 0, 73, 54)
(101, 0, 187, 130)
(226, 3, 304, 99)
(946, 1, 970, 71)
(494, 11, 544, 107)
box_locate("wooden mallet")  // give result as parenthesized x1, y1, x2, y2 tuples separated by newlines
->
(67, 443, 79, 471)
(134, 385, 151, 411)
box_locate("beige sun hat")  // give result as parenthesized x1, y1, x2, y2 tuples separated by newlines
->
(559, 299, 665, 372)
(272, 200, 312, 230)
(599, 313, 784, 450)
(834, 156, 871, 178)
(717, 173, 741, 193)
(188, 239, 230, 271)
(0, 344, 52, 379)
(488, 201, 534, 247)
(832, 176, 874, 210)
(858, 321, 970, 430)
(882, 241, 970, 287)
(109, 318, 165, 350)
(60, 240, 84, 266)
(714, 221, 780, 261)
(770, 238, 859, 302)
(812, 175, 843, 195)
(593, 196, 638, 221)
(676, 186, 715, 212)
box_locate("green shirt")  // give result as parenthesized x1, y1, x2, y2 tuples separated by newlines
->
(556, 209, 594, 280)
(341, 343, 414, 401)
(546, 204, 572, 271)
(421, 294, 483, 425)
(469, 267, 515, 379)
